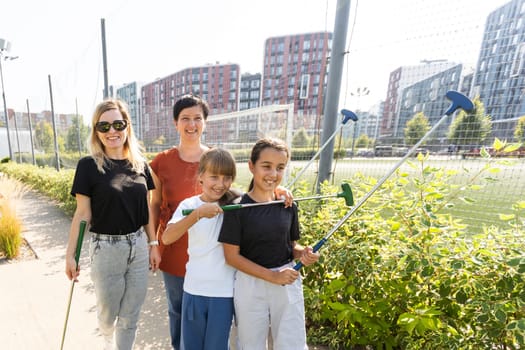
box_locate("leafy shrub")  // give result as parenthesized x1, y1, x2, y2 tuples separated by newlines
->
(300, 141, 525, 349)
(0, 163, 76, 216)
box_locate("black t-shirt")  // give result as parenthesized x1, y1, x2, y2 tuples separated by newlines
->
(71, 156, 155, 234)
(218, 193, 300, 269)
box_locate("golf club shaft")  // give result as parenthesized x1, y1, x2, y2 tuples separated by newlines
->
(60, 220, 87, 350)
(293, 91, 473, 270)
(182, 191, 349, 216)
(287, 112, 356, 189)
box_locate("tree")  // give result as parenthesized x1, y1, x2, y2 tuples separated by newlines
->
(153, 135, 166, 145)
(514, 115, 525, 143)
(404, 112, 430, 146)
(356, 134, 372, 148)
(292, 127, 310, 148)
(447, 96, 492, 146)
(34, 120, 54, 153)
(65, 116, 89, 154)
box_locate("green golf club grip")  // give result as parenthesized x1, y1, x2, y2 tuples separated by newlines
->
(75, 220, 87, 266)
(182, 204, 243, 216)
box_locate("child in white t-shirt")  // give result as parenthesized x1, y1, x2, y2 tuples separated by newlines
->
(162, 148, 239, 350)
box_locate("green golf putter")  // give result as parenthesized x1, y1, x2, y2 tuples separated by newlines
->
(182, 182, 354, 216)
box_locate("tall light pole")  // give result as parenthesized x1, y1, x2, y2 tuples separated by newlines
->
(350, 87, 370, 157)
(0, 38, 17, 160)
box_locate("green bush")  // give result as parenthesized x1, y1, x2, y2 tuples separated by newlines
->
(300, 146, 525, 349)
(0, 163, 76, 216)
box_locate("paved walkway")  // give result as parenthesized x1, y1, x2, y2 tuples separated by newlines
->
(0, 190, 170, 350)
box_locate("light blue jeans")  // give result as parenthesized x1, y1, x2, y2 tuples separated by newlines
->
(89, 229, 149, 350)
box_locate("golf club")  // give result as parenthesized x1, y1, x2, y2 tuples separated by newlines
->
(293, 90, 474, 271)
(60, 220, 87, 350)
(181, 182, 354, 216)
(287, 109, 358, 189)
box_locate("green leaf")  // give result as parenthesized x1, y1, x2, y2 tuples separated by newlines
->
(516, 333, 524, 345)
(507, 257, 522, 266)
(477, 314, 490, 323)
(389, 220, 401, 231)
(328, 302, 348, 311)
(503, 143, 521, 152)
(456, 290, 468, 304)
(495, 309, 507, 323)
(480, 147, 491, 158)
(439, 284, 451, 297)
(507, 321, 517, 330)
(459, 197, 475, 204)
(421, 265, 434, 277)
(451, 260, 464, 269)
(493, 138, 505, 151)
(499, 214, 516, 221)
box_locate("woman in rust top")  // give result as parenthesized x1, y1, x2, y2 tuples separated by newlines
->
(150, 94, 210, 350)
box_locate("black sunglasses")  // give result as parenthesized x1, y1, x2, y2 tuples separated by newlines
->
(95, 120, 128, 133)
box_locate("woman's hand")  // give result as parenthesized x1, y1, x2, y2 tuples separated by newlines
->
(149, 246, 161, 273)
(275, 186, 294, 207)
(65, 256, 80, 282)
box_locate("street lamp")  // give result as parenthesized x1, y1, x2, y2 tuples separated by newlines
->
(350, 87, 370, 157)
(0, 38, 17, 160)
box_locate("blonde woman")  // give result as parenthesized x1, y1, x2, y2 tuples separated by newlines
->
(65, 99, 161, 350)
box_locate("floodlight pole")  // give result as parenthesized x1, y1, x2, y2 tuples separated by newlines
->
(0, 49, 13, 160)
(317, 0, 351, 190)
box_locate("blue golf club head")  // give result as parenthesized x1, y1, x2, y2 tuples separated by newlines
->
(444, 90, 474, 115)
(340, 109, 358, 124)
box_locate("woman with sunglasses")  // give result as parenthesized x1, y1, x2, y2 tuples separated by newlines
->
(65, 99, 161, 350)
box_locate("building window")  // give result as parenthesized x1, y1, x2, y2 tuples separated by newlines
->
(251, 80, 260, 88)
(304, 40, 310, 50)
(299, 74, 310, 99)
(511, 43, 525, 77)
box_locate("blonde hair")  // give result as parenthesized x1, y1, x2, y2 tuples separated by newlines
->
(88, 99, 146, 174)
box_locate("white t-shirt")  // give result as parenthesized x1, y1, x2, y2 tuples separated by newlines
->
(168, 195, 236, 297)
